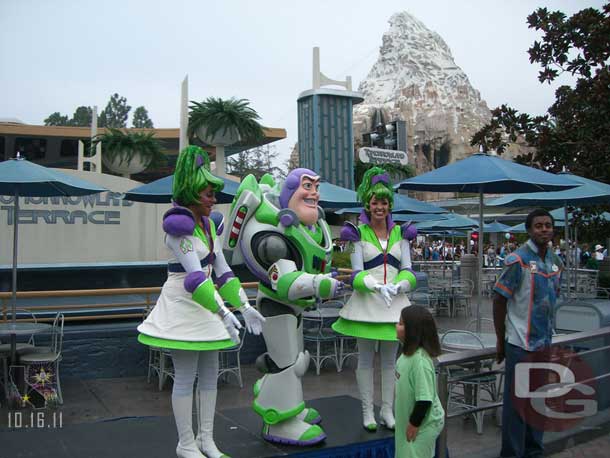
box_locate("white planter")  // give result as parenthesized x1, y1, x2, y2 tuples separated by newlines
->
(195, 125, 241, 146)
(102, 153, 150, 177)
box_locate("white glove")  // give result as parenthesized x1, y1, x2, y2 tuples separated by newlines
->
(374, 284, 394, 308)
(395, 280, 412, 294)
(241, 303, 266, 335)
(385, 283, 399, 296)
(220, 310, 242, 343)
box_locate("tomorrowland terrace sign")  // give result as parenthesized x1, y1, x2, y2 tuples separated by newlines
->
(358, 147, 408, 166)
(0, 192, 133, 225)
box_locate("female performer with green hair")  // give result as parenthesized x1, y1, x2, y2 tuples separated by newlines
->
(138, 146, 265, 458)
(332, 166, 417, 432)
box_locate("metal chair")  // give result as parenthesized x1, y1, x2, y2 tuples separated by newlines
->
(452, 279, 474, 317)
(409, 287, 434, 313)
(19, 313, 65, 405)
(466, 318, 495, 333)
(440, 330, 501, 434)
(147, 346, 174, 391)
(303, 308, 339, 375)
(0, 308, 38, 357)
(218, 326, 246, 387)
(320, 300, 357, 372)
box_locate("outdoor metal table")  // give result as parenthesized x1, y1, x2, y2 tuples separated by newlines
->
(0, 322, 53, 362)
(302, 308, 341, 319)
(0, 322, 52, 403)
(441, 332, 496, 351)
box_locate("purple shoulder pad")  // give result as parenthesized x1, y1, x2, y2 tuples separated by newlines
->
(401, 223, 417, 241)
(209, 211, 224, 236)
(163, 207, 195, 236)
(340, 222, 360, 242)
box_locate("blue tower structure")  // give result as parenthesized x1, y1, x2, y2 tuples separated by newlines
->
(297, 48, 364, 190)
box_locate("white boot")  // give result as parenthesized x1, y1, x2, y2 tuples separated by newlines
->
(172, 394, 205, 458)
(297, 407, 321, 425)
(379, 368, 396, 430)
(356, 368, 377, 431)
(196, 389, 230, 458)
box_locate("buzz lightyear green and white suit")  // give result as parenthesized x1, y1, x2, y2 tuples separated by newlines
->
(333, 212, 417, 340)
(138, 205, 262, 458)
(223, 169, 343, 446)
(138, 207, 249, 349)
(332, 210, 417, 431)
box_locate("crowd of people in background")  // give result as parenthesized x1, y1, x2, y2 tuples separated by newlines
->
(409, 240, 522, 267)
(335, 236, 608, 270)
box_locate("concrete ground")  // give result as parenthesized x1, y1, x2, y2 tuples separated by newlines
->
(1, 295, 608, 457)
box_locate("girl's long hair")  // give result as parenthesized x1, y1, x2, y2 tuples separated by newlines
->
(400, 305, 441, 357)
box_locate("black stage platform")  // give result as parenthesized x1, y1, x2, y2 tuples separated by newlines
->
(1, 395, 395, 458)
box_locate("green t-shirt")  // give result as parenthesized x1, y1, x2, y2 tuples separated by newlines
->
(395, 348, 445, 457)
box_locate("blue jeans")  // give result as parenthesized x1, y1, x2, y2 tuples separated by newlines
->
(500, 343, 545, 458)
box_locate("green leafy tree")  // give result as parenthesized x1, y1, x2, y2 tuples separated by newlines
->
(471, 3, 610, 184)
(98, 93, 131, 128)
(44, 112, 70, 126)
(70, 106, 93, 127)
(471, 2, 610, 242)
(226, 144, 285, 180)
(132, 106, 154, 128)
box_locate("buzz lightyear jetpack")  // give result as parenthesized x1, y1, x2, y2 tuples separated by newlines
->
(223, 168, 342, 446)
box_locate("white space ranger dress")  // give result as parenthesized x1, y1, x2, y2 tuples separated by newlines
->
(138, 211, 239, 350)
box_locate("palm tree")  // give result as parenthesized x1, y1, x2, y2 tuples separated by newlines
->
(188, 97, 265, 145)
(93, 128, 165, 177)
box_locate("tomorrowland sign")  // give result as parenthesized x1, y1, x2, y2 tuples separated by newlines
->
(358, 147, 408, 166)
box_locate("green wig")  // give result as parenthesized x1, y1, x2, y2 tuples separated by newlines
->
(172, 146, 224, 206)
(357, 166, 394, 211)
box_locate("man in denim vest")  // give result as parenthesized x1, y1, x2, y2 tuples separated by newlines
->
(493, 209, 563, 458)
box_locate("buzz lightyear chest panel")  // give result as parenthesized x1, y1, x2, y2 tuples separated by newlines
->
(224, 185, 333, 285)
(361, 240, 401, 281)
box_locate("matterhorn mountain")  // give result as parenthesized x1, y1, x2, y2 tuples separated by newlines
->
(354, 12, 507, 173)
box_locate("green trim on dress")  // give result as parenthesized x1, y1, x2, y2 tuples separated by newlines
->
(138, 333, 235, 350)
(332, 318, 398, 341)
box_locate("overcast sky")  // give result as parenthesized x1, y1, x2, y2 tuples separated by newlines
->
(1, 0, 605, 166)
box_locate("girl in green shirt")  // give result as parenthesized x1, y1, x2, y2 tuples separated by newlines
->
(395, 306, 445, 458)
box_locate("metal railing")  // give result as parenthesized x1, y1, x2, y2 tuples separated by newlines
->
(436, 326, 610, 458)
(0, 272, 354, 323)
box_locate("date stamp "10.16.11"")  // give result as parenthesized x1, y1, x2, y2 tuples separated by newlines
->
(7, 411, 63, 429)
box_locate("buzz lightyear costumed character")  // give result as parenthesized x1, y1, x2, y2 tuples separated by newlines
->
(138, 146, 265, 458)
(332, 167, 417, 432)
(223, 168, 344, 446)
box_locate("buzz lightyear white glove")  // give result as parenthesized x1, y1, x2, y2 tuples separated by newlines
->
(240, 303, 265, 335)
(374, 284, 394, 308)
(217, 304, 242, 343)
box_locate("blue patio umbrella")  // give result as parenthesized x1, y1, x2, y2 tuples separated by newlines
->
(487, 172, 610, 208)
(123, 175, 240, 204)
(317, 181, 361, 208)
(508, 219, 567, 234)
(0, 155, 107, 360)
(489, 172, 610, 294)
(395, 151, 580, 330)
(419, 229, 467, 237)
(125, 176, 363, 209)
(415, 213, 478, 231)
(335, 192, 447, 221)
(481, 220, 511, 233)
(392, 194, 447, 214)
